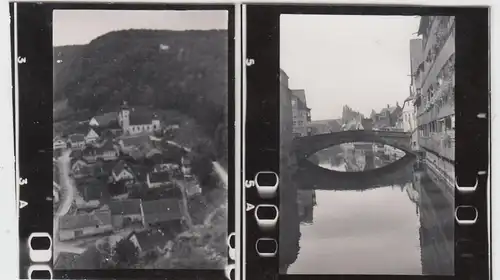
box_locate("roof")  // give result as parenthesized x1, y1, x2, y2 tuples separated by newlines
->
(129, 228, 170, 252)
(109, 199, 142, 216)
(59, 210, 112, 230)
(70, 150, 82, 159)
(53, 136, 65, 142)
(149, 171, 170, 183)
(69, 134, 85, 142)
(71, 158, 89, 166)
(91, 112, 118, 127)
(417, 16, 430, 36)
(95, 140, 116, 153)
(120, 135, 151, 147)
(112, 160, 130, 176)
(142, 199, 183, 224)
(129, 111, 154, 125)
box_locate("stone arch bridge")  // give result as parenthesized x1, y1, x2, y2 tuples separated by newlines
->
(292, 130, 414, 161)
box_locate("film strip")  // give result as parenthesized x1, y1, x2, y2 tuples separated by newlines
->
(12, 2, 236, 279)
(244, 4, 490, 280)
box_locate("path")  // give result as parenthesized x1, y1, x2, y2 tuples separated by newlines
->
(53, 149, 83, 260)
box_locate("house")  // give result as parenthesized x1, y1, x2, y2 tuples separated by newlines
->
(181, 156, 193, 178)
(146, 171, 171, 189)
(109, 199, 143, 229)
(75, 177, 107, 201)
(58, 210, 113, 241)
(71, 158, 91, 178)
(89, 112, 119, 127)
(126, 228, 171, 257)
(141, 199, 183, 228)
(82, 140, 119, 162)
(53, 136, 67, 150)
(85, 128, 100, 144)
(118, 134, 152, 151)
(118, 101, 161, 135)
(68, 134, 86, 149)
(112, 160, 135, 183)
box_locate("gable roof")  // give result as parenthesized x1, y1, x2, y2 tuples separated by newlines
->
(91, 112, 118, 127)
(109, 199, 142, 216)
(53, 136, 65, 143)
(59, 210, 112, 230)
(112, 160, 131, 176)
(69, 134, 85, 143)
(142, 199, 182, 224)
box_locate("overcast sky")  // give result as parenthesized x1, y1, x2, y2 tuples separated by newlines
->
(281, 15, 421, 121)
(53, 10, 228, 46)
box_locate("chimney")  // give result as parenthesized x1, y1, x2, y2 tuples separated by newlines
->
(396, 102, 399, 107)
(387, 104, 389, 108)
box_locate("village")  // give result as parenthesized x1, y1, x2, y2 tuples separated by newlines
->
(52, 101, 225, 269)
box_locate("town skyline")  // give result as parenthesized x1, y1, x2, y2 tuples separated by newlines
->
(281, 14, 421, 120)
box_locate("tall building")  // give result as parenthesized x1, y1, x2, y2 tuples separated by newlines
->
(403, 38, 424, 150)
(291, 89, 311, 137)
(414, 16, 455, 195)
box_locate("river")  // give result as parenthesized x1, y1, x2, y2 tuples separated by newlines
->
(288, 150, 454, 275)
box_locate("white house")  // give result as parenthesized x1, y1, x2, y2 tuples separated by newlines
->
(53, 136, 67, 150)
(83, 140, 119, 162)
(181, 156, 193, 178)
(71, 159, 89, 175)
(118, 101, 161, 135)
(146, 171, 171, 188)
(85, 128, 100, 144)
(58, 210, 113, 241)
(67, 134, 85, 149)
(109, 199, 143, 229)
(112, 161, 135, 183)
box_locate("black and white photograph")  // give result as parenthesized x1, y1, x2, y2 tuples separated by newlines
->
(279, 15, 455, 275)
(52, 9, 229, 270)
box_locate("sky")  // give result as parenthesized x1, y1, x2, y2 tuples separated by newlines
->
(53, 10, 228, 46)
(281, 15, 421, 121)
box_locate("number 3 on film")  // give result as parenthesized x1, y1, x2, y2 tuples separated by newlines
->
(27, 232, 53, 279)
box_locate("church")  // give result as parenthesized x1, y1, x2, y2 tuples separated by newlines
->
(118, 101, 161, 135)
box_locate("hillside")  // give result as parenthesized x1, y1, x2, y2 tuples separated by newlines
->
(53, 29, 228, 160)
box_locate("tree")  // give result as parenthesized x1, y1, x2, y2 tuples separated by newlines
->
(113, 239, 139, 268)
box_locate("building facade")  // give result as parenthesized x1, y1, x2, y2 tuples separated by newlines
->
(414, 16, 455, 195)
(405, 38, 424, 151)
(291, 89, 311, 137)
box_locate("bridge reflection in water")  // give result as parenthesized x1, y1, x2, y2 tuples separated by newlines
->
(281, 146, 454, 275)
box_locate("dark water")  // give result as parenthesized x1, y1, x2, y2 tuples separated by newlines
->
(289, 150, 454, 275)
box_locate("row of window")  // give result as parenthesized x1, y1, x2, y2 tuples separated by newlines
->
(129, 124, 158, 133)
(293, 120, 305, 126)
(419, 115, 455, 137)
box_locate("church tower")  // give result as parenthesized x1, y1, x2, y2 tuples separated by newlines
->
(119, 101, 130, 132)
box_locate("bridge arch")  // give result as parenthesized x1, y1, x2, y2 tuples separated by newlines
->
(292, 130, 414, 160)
(293, 154, 416, 191)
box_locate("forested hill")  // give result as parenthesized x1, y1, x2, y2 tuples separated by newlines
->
(54, 29, 228, 159)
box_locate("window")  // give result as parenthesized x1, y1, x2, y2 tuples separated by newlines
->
(291, 99, 297, 106)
